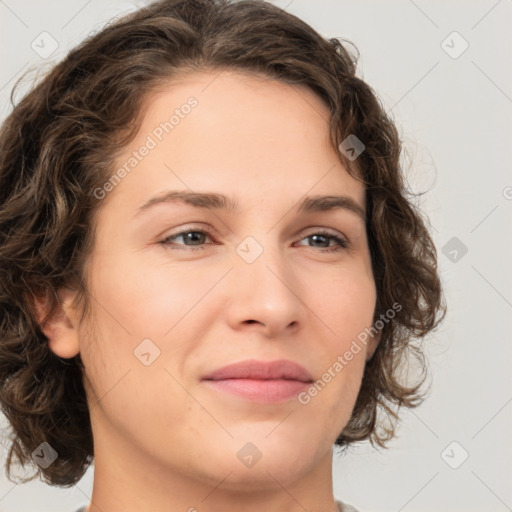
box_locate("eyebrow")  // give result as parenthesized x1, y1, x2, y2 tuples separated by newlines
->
(134, 190, 366, 220)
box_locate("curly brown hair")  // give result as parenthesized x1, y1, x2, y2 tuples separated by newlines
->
(0, 0, 445, 488)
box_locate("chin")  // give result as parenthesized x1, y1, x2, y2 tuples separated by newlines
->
(194, 436, 319, 490)
(206, 460, 313, 492)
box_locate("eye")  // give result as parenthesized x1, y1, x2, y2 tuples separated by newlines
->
(159, 226, 349, 253)
(295, 230, 349, 253)
(159, 227, 214, 251)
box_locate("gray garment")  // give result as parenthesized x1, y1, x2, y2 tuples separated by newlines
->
(337, 499, 359, 512)
(74, 499, 358, 511)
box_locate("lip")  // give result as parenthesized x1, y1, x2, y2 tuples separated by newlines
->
(201, 359, 313, 404)
(202, 359, 314, 382)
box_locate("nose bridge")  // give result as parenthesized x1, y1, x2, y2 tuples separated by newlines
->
(229, 231, 304, 333)
(235, 231, 287, 283)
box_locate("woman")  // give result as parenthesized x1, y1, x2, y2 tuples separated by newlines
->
(0, 1, 445, 511)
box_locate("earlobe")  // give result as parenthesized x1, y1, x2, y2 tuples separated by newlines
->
(30, 287, 81, 359)
(366, 331, 382, 362)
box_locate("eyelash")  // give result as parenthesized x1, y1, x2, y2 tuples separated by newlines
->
(159, 226, 349, 253)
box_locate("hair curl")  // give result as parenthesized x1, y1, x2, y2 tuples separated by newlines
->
(0, 0, 445, 487)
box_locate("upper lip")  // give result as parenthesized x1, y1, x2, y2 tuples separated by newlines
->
(202, 359, 314, 382)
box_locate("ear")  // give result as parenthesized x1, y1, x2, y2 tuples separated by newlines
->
(31, 287, 81, 359)
(365, 330, 382, 362)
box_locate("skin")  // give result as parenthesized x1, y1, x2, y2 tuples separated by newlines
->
(40, 70, 380, 512)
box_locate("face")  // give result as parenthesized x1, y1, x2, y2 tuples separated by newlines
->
(55, 70, 378, 492)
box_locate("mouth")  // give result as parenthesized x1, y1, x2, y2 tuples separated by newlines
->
(201, 359, 313, 404)
(203, 378, 311, 404)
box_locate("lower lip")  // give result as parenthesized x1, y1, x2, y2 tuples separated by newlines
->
(203, 378, 311, 404)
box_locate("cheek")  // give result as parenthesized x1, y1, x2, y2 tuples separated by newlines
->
(86, 248, 221, 340)
(293, 268, 376, 423)
(78, 250, 222, 401)
(317, 267, 377, 348)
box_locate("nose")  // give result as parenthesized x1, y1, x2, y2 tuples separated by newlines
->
(224, 237, 307, 338)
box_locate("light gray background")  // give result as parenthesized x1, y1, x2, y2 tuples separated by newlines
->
(1, 1, 511, 511)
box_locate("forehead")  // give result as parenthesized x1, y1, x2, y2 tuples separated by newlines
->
(101, 69, 365, 217)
